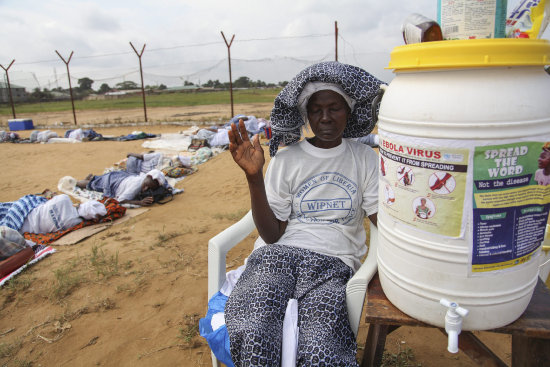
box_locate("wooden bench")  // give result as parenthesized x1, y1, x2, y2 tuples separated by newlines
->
(360, 273, 550, 367)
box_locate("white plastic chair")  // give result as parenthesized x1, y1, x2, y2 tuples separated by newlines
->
(207, 210, 379, 367)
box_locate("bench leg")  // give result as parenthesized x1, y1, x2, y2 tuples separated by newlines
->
(453, 330, 507, 367)
(360, 324, 390, 367)
(512, 335, 550, 367)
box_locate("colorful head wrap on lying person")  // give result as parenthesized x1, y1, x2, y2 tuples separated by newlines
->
(269, 61, 384, 157)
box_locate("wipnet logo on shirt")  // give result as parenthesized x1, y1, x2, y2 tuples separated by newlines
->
(48, 207, 62, 231)
(294, 172, 358, 225)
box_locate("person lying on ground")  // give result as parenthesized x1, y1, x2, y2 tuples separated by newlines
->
(126, 151, 162, 174)
(20, 194, 106, 234)
(76, 169, 170, 206)
(125, 152, 192, 175)
(0, 225, 36, 278)
(0, 193, 106, 234)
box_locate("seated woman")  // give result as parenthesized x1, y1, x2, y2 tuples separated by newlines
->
(76, 169, 169, 206)
(224, 61, 383, 366)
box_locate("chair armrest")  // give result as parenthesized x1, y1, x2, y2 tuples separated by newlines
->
(346, 223, 378, 336)
(208, 210, 255, 299)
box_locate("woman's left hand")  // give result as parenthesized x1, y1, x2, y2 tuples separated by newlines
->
(228, 119, 265, 178)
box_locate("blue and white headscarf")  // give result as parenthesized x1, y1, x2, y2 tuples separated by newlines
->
(269, 61, 384, 157)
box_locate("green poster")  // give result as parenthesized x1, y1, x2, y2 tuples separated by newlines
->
(471, 141, 550, 273)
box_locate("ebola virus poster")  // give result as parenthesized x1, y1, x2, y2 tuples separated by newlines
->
(379, 135, 469, 237)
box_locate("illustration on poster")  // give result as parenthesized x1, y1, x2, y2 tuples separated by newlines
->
(429, 171, 456, 194)
(380, 156, 386, 176)
(535, 143, 550, 186)
(397, 166, 415, 186)
(384, 184, 395, 205)
(414, 197, 435, 219)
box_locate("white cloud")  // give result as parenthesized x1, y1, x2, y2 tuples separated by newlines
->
(0, 0, 548, 90)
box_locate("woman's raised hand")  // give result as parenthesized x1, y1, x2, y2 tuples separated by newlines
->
(228, 119, 265, 177)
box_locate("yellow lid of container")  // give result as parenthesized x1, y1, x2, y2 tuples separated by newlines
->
(387, 39, 550, 71)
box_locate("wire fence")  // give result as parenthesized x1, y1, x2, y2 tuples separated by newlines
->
(2, 32, 393, 95)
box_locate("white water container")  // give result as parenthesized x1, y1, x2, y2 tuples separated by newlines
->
(377, 39, 550, 330)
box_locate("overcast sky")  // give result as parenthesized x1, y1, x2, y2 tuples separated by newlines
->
(1, 0, 548, 90)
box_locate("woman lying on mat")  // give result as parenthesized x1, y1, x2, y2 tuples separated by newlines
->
(76, 169, 169, 206)
(125, 151, 193, 177)
(0, 194, 106, 234)
(21, 195, 106, 234)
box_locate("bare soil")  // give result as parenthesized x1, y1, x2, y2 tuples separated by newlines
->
(0, 106, 511, 367)
(0, 103, 274, 128)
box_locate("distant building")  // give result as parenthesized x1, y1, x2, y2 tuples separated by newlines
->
(0, 81, 28, 103)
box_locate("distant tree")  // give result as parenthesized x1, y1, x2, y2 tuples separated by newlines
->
(115, 81, 140, 90)
(29, 87, 53, 101)
(279, 81, 289, 87)
(144, 84, 168, 91)
(184, 81, 195, 86)
(98, 83, 111, 94)
(254, 79, 266, 88)
(234, 76, 251, 88)
(204, 79, 223, 88)
(77, 77, 94, 92)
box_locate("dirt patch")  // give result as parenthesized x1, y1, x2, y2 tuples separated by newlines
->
(0, 103, 274, 128)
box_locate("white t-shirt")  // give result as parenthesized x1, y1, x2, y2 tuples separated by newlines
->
(21, 194, 82, 234)
(115, 175, 145, 202)
(263, 138, 379, 271)
(535, 169, 550, 186)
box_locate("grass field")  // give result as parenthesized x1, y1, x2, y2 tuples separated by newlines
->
(0, 88, 281, 115)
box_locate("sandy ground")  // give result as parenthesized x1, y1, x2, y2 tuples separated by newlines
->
(0, 103, 274, 128)
(0, 107, 512, 367)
